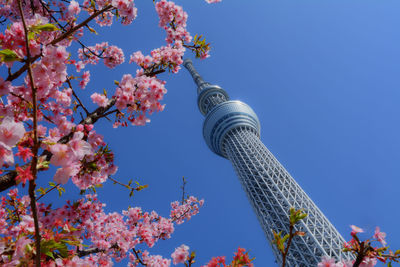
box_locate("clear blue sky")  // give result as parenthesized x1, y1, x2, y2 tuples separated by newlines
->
(35, 0, 400, 265)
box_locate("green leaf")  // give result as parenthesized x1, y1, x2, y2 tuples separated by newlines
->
(45, 251, 55, 259)
(297, 213, 307, 220)
(0, 49, 20, 62)
(32, 23, 59, 32)
(387, 262, 392, 267)
(38, 160, 50, 170)
(282, 234, 290, 243)
(137, 184, 148, 191)
(87, 26, 98, 35)
(190, 251, 196, 258)
(28, 32, 36, 41)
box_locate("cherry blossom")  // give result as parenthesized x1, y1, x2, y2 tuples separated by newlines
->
(91, 93, 109, 107)
(373, 226, 387, 246)
(171, 244, 189, 265)
(350, 225, 363, 235)
(0, 116, 25, 148)
(15, 166, 33, 185)
(68, 0, 81, 18)
(318, 256, 338, 267)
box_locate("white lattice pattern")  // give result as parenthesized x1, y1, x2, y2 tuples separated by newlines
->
(223, 127, 352, 266)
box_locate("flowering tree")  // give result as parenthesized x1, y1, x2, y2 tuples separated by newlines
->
(0, 0, 235, 265)
(272, 208, 400, 267)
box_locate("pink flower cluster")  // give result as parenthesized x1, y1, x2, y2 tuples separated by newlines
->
(32, 45, 69, 100)
(130, 43, 185, 73)
(91, 93, 109, 107)
(114, 74, 167, 126)
(170, 196, 204, 224)
(140, 251, 171, 267)
(155, 0, 191, 44)
(49, 131, 93, 184)
(0, 0, 216, 265)
(171, 244, 189, 265)
(318, 225, 389, 267)
(0, 189, 203, 266)
(81, 0, 137, 26)
(111, 0, 137, 25)
(318, 256, 376, 267)
(80, 70, 91, 89)
(78, 42, 125, 69)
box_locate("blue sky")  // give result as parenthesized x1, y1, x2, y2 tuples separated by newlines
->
(25, 0, 400, 265)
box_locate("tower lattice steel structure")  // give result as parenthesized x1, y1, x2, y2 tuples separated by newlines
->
(183, 59, 351, 266)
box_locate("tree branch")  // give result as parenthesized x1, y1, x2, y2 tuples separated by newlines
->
(17, 0, 41, 265)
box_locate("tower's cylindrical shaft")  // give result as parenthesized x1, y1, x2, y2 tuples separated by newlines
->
(223, 127, 350, 266)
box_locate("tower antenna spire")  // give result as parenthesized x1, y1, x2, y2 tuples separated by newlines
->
(183, 59, 209, 91)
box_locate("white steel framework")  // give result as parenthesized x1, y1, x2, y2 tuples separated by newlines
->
(183, 59, 352, 266)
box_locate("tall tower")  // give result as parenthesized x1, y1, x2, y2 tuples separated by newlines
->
(183, 59, 351, 266)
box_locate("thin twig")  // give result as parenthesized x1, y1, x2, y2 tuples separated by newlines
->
(132, 248, 148, 266)
(67, 79, 89, 115)
(50, 5, 113, 45)
(281, 225, 294, 267)
(36, 183, 60, 201)
(181, 176, 186, 204)
(108, 176, 128, 188)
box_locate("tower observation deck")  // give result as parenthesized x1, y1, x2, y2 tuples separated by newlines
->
(183, 59, 351, 266)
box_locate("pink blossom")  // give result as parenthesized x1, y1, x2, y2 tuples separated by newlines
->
(69, 131, 93, 159)
(0, 142, 14, 166)
(373, 226, 387, 246)
(129, 51, 144, 64)
(14, 236, 31, 258)
(104, 45, 125, 69)
(79, 71, 90, 89)
(142, 251, 171, 267)
(111, 0, 137, 24)
(205, 0, 222, 3)
(15, 146, 33, 162)
(50, 143, 73, 166)
(317, 256, 337, 267)
(350, 225, 363, 235)
(54, 164, 79, 184)
(0, 77, 11, 95)
(0, 116, 25, 148)
(68, 0, 81, 17)
(15, 166, 33, 185)
(359, 257, 377, 267)
(75, 61, 85, 72)
(91, 93, 109, 107)
(171, 244, 189, 265)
